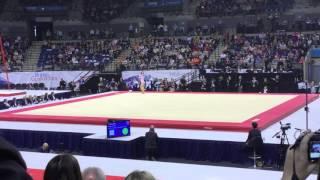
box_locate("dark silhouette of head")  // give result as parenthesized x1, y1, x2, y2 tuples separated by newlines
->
(149, 125, 155, 132)
(44, 154, 82, 180)
(0, 137, 32, 180)
(252, 122, 258, 129)
(125, 170, 155, 180)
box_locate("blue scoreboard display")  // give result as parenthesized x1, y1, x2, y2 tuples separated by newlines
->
(107, 120, 131, 138)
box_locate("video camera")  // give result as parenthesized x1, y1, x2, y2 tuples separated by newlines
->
(280, 122, 291, 131)
(308, 129, 320, 162)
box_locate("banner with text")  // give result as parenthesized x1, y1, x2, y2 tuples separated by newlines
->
(0, 71, 93, 88)
(122, 69, 196, 86)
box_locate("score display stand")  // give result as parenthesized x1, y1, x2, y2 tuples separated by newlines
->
(107, 119, 131, 138)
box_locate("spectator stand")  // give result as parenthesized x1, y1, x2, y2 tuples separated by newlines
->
(121, 36, 219, 71)
(0, 35, 30, 71)
(196, 0, 295, 17)
(38, 39, 127, 71)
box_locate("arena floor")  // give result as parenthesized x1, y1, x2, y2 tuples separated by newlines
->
(22, 151, 318, 180)
(0, 91, 318, 131)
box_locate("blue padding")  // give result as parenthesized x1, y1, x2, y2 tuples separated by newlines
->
(0, 129, 283, 166)
(1, 129, 90, 152)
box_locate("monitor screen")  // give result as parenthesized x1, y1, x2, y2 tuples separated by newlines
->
(309, 141, 320, 161)
(107, 120, 130, 138)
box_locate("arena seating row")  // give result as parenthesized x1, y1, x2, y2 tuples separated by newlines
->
(19, 0, 72, 6)
(1, 36, 30, 71)
(196, 0, 295, 17)
(35, 32, 320, 72)
(121, 36, 219, 70)
(38, 39, 128, 71)
(217, 33, 318, 71)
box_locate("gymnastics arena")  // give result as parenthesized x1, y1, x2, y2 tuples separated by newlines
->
(0, 89, 320, 179)
(0, 92, 318, 131)
(1, 0, 320, 179)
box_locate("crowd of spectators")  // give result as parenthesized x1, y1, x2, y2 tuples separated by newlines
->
(83, 0, 133, 23)
(39, 39, 129, 70)
(0, 91, 57, 110)
(121, 36, 219, 71)
(196, 0, 295, 17)
(3, 31, 320, 75)
(96, 73, 320, 94)
(1, 36, 30, 71)
(97, 77, 188, 92)
(216, 33, 320, 72)
(205, 75, 320, 93)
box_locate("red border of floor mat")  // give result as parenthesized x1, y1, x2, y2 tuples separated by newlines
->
(27, 169, 124, 180)
(0, 92, 318, 132)
(0, 91, 26, 97)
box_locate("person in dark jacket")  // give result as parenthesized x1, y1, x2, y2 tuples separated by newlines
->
(145, 125, 158, 161)
(0, 136, 32, 180)
(10, 98, 19, 107)
(246, 121, 264, 155)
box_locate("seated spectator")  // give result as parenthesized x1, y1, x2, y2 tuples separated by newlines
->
(43, 93, 49, 102)
(21, 96, 29, 106)
(82, 167, 105, 180)
(0, 136, 32, 180)
(245, 122, 263, 156)
(44, 154, 82, 180)
(117, 78, 128, 91)
(2, 99, 11, 109)
(125, 170, 156, 180)
(49, 92, 56, 101)
(60, 78, 67, 90)
(39, 142, 51, 153)
(9, 97, 19, 107)
(32, 95, 41, 104)
(27, 95, 33, 104)
(68, 81, 76, 95)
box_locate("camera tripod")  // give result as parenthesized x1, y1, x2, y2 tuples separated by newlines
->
(273, 128, 290, 169)
(304, 82, 310, 130)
